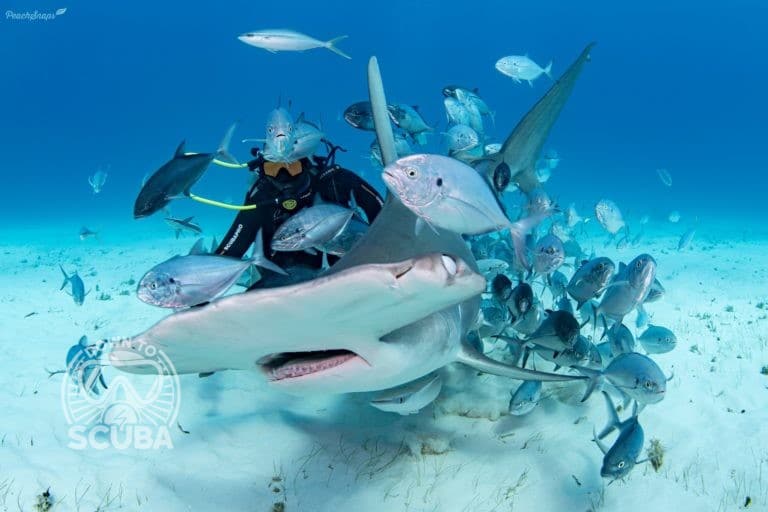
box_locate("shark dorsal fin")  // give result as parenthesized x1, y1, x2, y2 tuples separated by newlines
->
(175, 141, 186, 157)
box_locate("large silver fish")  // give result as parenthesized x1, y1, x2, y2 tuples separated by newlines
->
(137, 230, 285, 308)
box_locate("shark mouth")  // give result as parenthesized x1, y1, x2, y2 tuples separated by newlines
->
(258, 350, 367, 381)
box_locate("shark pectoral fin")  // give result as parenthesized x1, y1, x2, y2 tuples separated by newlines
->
(456, 342, 586, 382)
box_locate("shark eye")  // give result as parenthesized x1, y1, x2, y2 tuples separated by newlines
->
(436, 178, 443, 187)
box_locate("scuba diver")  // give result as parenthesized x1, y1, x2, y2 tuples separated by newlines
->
(215, 107, 384, 288)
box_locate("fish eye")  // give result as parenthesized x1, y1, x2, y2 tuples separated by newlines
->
(636, 260, 643, 269)
(644, 380, 654, 389)
(150, 282, 157, 290)
(405, 167, 419, 179)
(617, 461, 625, 469)
(596, 263, 604, 270)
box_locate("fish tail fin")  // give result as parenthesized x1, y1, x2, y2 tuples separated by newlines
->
(250, 229, 288, 276)
(544, 61, 553, 78)
(216, 122, 240, 165)
(325, 36, 351, 59)
(577, 367, 603, 402)
(507, 210, 553, 271)
(597, 391, 621, 439)
(59, 264, 70, 290)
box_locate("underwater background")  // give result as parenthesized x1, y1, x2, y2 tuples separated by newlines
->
(2, 0, 766, 228)
(2, 1, 768, 511)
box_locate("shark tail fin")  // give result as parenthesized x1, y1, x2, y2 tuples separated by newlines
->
(59, 264, 70, 291)
(325, 36, 351, 60)
(544, 61, 553, 79)
(576, 366, 604, 402)
(216, 122, 240, 165)
(249, 229, 288, 276)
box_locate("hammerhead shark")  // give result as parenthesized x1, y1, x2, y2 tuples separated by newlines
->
(110, 44, 595, 397)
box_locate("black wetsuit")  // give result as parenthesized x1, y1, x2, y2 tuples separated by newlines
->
(215, 154, 383, 286)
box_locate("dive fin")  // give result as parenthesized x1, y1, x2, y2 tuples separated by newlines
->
(456, 341, 586, 382)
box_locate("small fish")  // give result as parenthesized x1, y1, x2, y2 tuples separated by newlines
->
(591, 254, 656, 325)
(443, 86, 493, 121)
(644, 278, 666, 303)
(477, 258, 509, 276)
(656, 168, 672, 187)
(237, 29, 350, 59)
(484, 143, 502, 155)
(638, 325, 677, 354)
(492, 162, 512, 192)
(535, 165, 551, 183)
(454, 89, 485, 134)
(386, 104, 433, 145)
(535, 334, 592, 370)
(65, 336, 108, 398)
(533, 234, 565, 275)
(506, 282, 534, 324)
(79, 226, 98, 241)
(567, 257, 615, 309)
(443, 124, 480, 152)
(287, 113, 324, 160)
(59, 265, 87, 306)
(88, 166, 108, 194)
(491, 273, 513, 303)
(443, 96, 472, 127)
(495, 55, 552, 86)
(165, 216, 202, 239)
(547, 270, 569, 300)
(138, 230, 285, 308)
(370, 373, 443, 415)
(262, 108, 296, 162)
(639, 215, 650, 225)
(668, 210, 681, 223)
(543, 150, 560, 169)
(134, 124, 237, 218)
(606, 323, 635, 355)
(271, 199, 354, 253)
(320, 218, 369, 257)
(594, 391, 645, 481)
(344, 101, 376, 131)
(526, 309, 580, 352)
(369, 134, 413, 168)
(508, 380, 542, 416)
(678, 228, 695, 251)
(580, 352, 667, 405)
(382, 154, 553, 270)
(595, 199, 625, 235)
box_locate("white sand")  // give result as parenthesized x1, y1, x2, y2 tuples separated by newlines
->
(1, 218, 767, 512)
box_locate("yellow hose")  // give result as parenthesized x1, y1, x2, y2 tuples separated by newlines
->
(188, 193, 256, 210)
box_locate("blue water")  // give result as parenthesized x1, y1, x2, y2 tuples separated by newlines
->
(2, 0, 766, 228)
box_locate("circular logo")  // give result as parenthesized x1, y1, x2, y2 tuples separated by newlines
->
(62, 338, 181, 443)
(282, 199, 297, 210)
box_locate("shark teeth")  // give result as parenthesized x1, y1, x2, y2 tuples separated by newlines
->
(265, 350, 358, 381)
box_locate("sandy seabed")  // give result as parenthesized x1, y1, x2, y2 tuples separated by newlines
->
(1, 218, 767, 512)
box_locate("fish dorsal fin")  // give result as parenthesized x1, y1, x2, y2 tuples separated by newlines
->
(189, 238, 207, 255)
(174, 141, 186, 157)
(619, 262, 627, 273)
(296, 112, 306, 124)
(412, 105, 420, 111)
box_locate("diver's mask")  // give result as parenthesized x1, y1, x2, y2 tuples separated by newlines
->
(263, 160, 303, 179)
